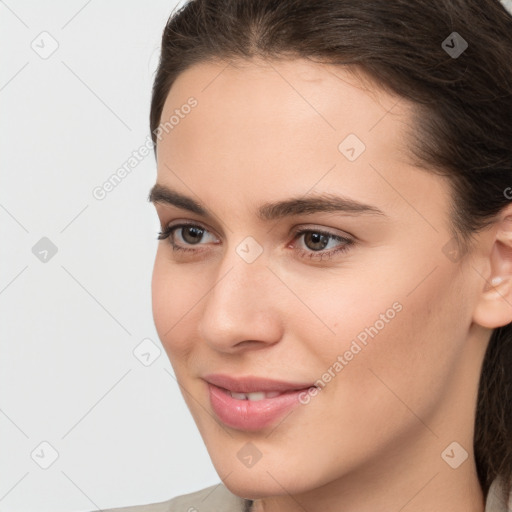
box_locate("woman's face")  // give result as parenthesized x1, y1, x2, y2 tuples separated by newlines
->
(150, 58, 490, 504)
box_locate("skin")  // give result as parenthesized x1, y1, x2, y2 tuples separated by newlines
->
(149, 57, 512, 512)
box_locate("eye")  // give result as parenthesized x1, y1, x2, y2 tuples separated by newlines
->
(157, 222, 218, 253)
(157, 223, 355, 261)
(291, 228, 354, 260)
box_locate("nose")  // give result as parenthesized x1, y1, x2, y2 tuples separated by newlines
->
(197, 249, 284, 353)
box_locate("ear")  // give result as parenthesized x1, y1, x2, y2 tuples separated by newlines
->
(472, 206, 512, 329)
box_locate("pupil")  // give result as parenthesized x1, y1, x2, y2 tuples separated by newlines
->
(305, 232, 329, 251)
(182, 226, 203, 244)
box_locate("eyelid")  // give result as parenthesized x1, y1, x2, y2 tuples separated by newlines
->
(289, 223, 355, 242)
(161, 219, 221, 241)
(160, 220, 354, 245)
(154, 202, 223, 228)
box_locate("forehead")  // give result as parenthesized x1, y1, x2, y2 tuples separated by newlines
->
(157, 57, 416, 166)
(154, 58, 449, 226)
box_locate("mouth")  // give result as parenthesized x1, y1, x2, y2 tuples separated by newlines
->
(225, 390, 284, 401)
(203, 374, 317, 431)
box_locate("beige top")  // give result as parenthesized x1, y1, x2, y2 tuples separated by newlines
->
(99, 476, 511, 512)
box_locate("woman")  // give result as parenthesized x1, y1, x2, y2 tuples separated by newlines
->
(103, 0, 512, 510)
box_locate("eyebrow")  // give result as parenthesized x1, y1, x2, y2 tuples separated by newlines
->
(148, 183, 386, 221)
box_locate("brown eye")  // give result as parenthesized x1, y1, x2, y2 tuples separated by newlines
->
(292, 228, 354, 261)
(157, 222, 219, 252)
(180, 226, 205, 244)
(303, 232, 330, 251)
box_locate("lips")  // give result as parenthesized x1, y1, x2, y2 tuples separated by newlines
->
(203, 373, 317, 431)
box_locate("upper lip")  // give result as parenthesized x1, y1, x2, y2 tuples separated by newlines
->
(203, 374, 316, 393)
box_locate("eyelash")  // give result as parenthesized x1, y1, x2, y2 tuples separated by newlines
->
(157, 222, 354, 261)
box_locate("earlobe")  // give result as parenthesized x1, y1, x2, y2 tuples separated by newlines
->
(472, 211, 512, 329)
(473, 275, 512, 329)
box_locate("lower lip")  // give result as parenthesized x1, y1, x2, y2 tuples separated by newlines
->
(207, 383, 312, 431)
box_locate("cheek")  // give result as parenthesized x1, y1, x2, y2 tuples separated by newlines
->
(322, 264, 469, 428)
(279, 267, 406, 358)
(292, 254, 468, 399)
(151, 250, 200, 356)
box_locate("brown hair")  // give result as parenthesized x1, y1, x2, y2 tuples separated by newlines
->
(149, 0, 512, 502)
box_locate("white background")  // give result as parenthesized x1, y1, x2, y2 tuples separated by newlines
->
(0, 1, 220, 511)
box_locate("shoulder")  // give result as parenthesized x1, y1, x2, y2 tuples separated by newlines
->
(98, 482, 250, 512)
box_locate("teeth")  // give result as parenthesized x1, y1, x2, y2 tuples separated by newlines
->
(230, 391, 283, 401)
(231, 392, 248, 400)
(246, 392, 266, 401)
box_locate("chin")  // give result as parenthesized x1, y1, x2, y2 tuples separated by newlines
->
(221, 475, 290, 501)
(213, 455, 316, 500)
